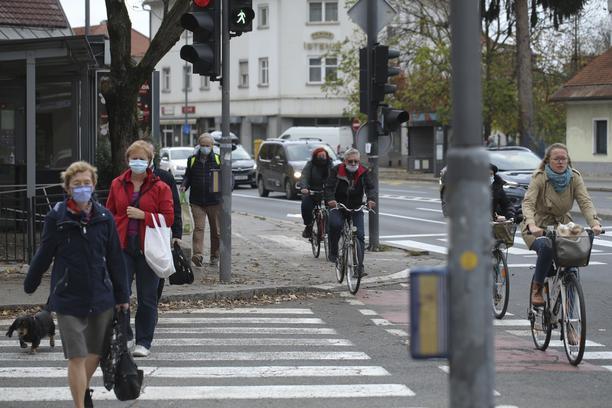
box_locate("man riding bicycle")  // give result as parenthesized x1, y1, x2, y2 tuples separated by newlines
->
(324, 148, 376, 270)
(490, 164, 515, 221)
(299, 147, 334, 238)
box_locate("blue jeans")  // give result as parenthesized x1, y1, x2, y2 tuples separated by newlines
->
(531, 237, 554, 284)
(301, 195, 316, 226)
(123, 251, 160, 349)
(328, 209, 365, 265)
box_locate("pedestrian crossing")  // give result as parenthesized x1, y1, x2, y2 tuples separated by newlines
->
(0, 307, 417, 406)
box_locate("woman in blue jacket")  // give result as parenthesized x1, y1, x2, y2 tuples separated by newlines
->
(24, 161, 130, 408)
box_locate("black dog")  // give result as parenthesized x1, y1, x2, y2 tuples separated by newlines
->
(5, 310, 56, 353)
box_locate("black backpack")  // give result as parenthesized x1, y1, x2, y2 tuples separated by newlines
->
(169, 241, 195, 285)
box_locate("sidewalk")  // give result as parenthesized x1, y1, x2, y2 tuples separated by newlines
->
(0, 212, 442, 310)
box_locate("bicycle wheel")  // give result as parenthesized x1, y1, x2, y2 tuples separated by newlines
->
(561, 273, 586, 366)
(335, 234, 345, 283)
(346, 237, 362, 295)
(529, 276, 551, 350)
(310, 219, 321, 258)
(492, 250, 510, 319)
(320, 213, 329, 261)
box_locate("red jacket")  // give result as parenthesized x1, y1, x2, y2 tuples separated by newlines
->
(106, 168, 174, 251)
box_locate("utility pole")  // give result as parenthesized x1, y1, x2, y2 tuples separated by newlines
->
(366, 0, 379, 251)
(183, 34, 189, 146)
(448, 1, 494, 407)
(219, 0, 232, 282)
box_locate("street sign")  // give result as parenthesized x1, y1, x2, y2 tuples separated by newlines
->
(182, 106, 195, 114)
(182, 123, 191, 135)
(348, 0, 397, 34)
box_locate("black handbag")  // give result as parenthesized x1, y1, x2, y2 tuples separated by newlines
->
(169, 241, 194, 285)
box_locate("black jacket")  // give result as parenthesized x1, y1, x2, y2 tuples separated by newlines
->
(324, 163, 376, 209)
(299, 158, 333, 192)
(182, 151, 222, 206)
(492, 175, 515, 219)
(24, 200, 130, 317)
(154, 167, 182, 239)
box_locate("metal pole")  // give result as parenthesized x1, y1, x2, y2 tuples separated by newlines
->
(448, 1, 493, 407)
(184, 35, 189, 146)
(26, 54, 36, 262)
(219, 0, 232, 282)
(366, 0, 379, 251)
(85, 0, 90, 36)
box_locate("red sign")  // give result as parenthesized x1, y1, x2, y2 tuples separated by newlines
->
(182, 106, 195, 114)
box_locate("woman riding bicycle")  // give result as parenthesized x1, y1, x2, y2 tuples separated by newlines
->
(299, 147, 334, 238)
(490, 163, 515, 221)
(521, 143, 602, 306)
(324, 148, 376, 268)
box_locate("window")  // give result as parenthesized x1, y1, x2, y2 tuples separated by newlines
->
(308, 57, 338, 83)
(182, 65, 192, 92)
(258, 58, 269, 86)
(594, 120, 608, 155)
(162, 67, 171, 92)
(309, 1, 338, 22)
(200, 75, 210, 90)
(258, 4, 269, 28)
(239, 60, 249, 88)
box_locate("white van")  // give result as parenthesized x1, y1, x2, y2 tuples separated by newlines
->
(278, 126, 353, 156)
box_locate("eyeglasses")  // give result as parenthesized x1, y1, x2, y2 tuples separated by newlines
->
(551, 158, 568, 163)
(346, 160, 359, 165)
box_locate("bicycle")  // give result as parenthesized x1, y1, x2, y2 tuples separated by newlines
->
(331, 203, 374, 294)
(491, 219, 516, 319)
(528, 226, 605, 366)
(306, 190, 328, 260)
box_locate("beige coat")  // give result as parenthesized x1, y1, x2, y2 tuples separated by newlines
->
(520, 168, 600, 249)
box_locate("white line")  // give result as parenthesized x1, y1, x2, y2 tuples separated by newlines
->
(380, 233, 447, 238)
(0, 351, 371, 362)
(416, 207, 443, 213)
(602, 366, 612, 372)
(582, 352, 612, 360)
(505, 330, 531, 337)
(438, 365, 449, 373)
(149, 338, 354, 347)
(157, 317, 326, 324)
(0, 384, 416, 401)
(359, 309, 378, 316)
(379, 212, 447, 225)
(493, 319, 530, 327)
(548, 340, 604, 347)
(388, 239, 447, 254)
(506, 262, 606, 268)
(346, 299, 365, 305)
(232, 193, 300, 205)
(154, 327, 337, 335)
(371, 318, 393, 326)
(437, 237, 532, 255)
(286, 213, 302, 218)
(259, 235, 310, 253)
(380, 194, 441, 204)
(162, 308, 314, 315)
(386, 329, 409, 337)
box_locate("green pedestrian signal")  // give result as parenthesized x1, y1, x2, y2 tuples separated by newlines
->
(229, 0, 254, 34)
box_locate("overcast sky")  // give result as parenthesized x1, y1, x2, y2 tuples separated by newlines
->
(59, 0, 150, 36)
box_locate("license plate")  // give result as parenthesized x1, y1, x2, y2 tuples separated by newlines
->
(235, 175, 248, 180)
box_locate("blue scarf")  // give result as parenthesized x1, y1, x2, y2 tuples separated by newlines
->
(545, 164, 572, 193)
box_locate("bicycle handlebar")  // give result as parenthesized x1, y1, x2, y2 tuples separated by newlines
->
(331, 202, 376, 214)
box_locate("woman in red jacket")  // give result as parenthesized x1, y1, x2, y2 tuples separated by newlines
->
(106, 140, 174, 358)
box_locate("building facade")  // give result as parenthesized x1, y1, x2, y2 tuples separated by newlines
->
(149, 0, 358, 153)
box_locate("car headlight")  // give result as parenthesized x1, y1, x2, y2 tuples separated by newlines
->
(253, 163, 257, 170)
(294, 171, 301, 179)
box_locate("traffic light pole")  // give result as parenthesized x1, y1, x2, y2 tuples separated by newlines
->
(219, 0, 232, 282)
(366, 0, 379, 251)
(448, 1, 494, 407)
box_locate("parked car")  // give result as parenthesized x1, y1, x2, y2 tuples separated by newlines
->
(159, 147, 194, 182)
(256, 139, 340, 199)
(439, 146, 540, 217)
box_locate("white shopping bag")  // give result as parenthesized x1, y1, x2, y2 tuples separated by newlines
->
(144, 214, 175, 278)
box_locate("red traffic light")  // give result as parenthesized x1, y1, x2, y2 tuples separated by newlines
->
(194, 0, 212, 7)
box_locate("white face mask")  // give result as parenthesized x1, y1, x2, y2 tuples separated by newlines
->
(346, 164, 359, 172)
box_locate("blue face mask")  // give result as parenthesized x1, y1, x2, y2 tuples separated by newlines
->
(129, 159, 149, 174)
(72, 185, 93, 203)
(200, 146, 212, 155)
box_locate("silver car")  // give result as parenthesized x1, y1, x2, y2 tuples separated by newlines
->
(159, 147, 195, 182)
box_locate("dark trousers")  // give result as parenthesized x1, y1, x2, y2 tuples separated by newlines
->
(301, 195, 317, 226)
(328, 209, 365, 265)
(531, 237, 554, 284)
(123, 251, 160, 349)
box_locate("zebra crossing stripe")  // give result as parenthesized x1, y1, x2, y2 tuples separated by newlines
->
(163, 308, 314, 314)
(0, 365, 390, 378)
(156, 317, 326, 324)
(505, 330, 604, 347)
(154, 327, 338, 335)
(582, 352, 612, 360)
(0, 351, 371, 362)
(493, 319, 530, 326)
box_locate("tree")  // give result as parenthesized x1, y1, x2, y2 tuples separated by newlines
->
(103, 0, 190, 175)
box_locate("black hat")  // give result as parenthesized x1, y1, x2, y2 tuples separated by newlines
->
(489, 164, 498, 174)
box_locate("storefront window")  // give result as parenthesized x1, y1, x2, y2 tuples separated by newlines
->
(36, 81, 73, 169)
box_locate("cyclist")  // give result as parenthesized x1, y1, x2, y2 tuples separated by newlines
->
(324, 148, 376, 271)
(521, 143, 601, 308)
(299, 147, 333, 238)
(490, 164, 514, 221)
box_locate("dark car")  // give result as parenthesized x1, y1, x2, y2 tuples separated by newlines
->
(256, 139, 340, 199)
(439, 146, 541, 217)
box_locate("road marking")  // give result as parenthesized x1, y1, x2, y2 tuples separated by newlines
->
(286, 213, 302, 218)
(548, 340, 604, 347)
(259, 234, 310, 253)
(493, 319, 530, 327)
(359, 309, 378, 316)
(0, 384, 415, 401)
(158, 317, 326, 324)
(153, 327, 338, 335)
(386, 329, 409, 337)
(381, 233, 447, 238)
(163, 308, 314, 314)
(0, 351, 372, 362)
(437, 238, 532, 255)
(346, 299, 365, 305)
(602, 366, 612, 372)
(371, 318, 393, 326)
(582, 352, 612, 359)
(505, 262, 605, 268)
(379, 212, 447, 225)
(388, 239, 447, 254)
(380, 194, 440, 203)
(0, 365, 391, 378)
(416, 207, 443, 213)
(232, 193, 300, 205)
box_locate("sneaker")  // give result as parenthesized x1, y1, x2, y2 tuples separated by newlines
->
(302, 225, 312, 238)
(566, 325, 579, 346)
(191, 254, 203, 267)
(132, 345, 150, 357)
(209, 257, 219, 266)
(84, 388, 93, 408)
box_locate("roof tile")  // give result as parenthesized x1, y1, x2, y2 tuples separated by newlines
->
(551, 48, 612, 101)
(0, 0, 70, 29)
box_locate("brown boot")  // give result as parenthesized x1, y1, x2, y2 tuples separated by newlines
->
(531, 282, 545, 306)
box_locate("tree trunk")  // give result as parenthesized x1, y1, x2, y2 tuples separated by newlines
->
(515, 0, 535, 148)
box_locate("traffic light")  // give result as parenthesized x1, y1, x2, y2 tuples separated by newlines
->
(180, 0, 221, 78)
(359, 47, 368, 114)
(229, 0, 255, 34)
(372, 45, 400, 103)
(380, 105, 409, 135)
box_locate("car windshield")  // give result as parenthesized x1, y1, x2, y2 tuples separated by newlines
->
(285, 144, 338, 161)
(489, 149, 541, 171)
(232, 145, 251, 160)
(169, 148, 193, 160)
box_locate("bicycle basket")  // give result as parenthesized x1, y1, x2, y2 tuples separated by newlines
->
(554, 231, 593, 267)
(492, 222, 516, 247)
